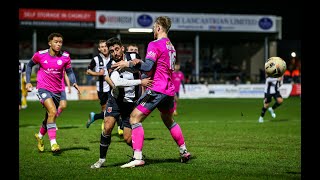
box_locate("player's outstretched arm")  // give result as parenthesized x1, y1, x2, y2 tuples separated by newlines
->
(111, 59, 154, 72)
(25, 59, 36, 92)
(110, 71, 142, 87)
(66, 68, 81, 95)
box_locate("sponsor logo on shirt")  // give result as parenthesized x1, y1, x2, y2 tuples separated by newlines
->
(146, 51, 156, 58)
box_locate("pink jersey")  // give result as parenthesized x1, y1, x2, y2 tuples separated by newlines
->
(145, 38, 176, 96)
(32, 49, 72, 93)
(172, 71, 184, 93)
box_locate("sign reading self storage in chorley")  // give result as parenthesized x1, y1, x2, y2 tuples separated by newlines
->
(19, 8, 96, 28)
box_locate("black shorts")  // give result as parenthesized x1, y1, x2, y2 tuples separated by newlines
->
(264, 92, 282, 103)
(105, 96, 135, 129)
(97, 91, 110, 105)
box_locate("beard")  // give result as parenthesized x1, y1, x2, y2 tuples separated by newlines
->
(112, 54, 123, 62)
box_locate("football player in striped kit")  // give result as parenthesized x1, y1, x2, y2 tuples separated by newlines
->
(86, 40, 124, 136)
(90, 37, 153, 169)
(258, 75, 284, 123)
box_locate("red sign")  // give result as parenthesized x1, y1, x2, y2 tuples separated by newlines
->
(290, 84, 301, 96)
(19, 9, 96, 22)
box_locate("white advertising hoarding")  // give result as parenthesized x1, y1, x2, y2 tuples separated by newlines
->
(95, 11, 277, 32)
(134, 12, 277, 32)
(25, 84, 292, 101)
(96, 11, 134, 29)
(179, 84, 292, 99)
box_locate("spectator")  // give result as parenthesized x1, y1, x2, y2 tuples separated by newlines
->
(283, 69, 292, 84)
(291, 67, 300, 83)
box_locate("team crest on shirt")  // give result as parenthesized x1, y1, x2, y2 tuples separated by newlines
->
(57, 60, 62, 65)
(107, 107, 112, 113)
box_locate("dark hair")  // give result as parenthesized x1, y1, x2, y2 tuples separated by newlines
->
(106, 37, 122, 48)
(155, 16, 171, 33)
(48, 33, 63, 42)
(99, 40, 107, 44)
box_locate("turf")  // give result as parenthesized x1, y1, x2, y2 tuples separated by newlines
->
(19, 97, 301, 179)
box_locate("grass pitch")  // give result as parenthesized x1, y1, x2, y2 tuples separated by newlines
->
(19, 97, 301, 179)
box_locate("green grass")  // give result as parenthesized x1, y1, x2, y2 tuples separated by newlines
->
(19, 97, 301, 179)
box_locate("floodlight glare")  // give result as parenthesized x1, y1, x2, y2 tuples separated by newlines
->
(128, 28, 153, 33)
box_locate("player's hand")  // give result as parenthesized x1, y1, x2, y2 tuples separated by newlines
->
(111, 61, 129, 71)
(25, 83, 33, 92)
(86, 69, 93, 75)
(141, 77, 153, 87)
(67, 87, 71, 94)
(73, 83, 81, 95)
(183, 89, 186, 94)
(131, 59, 141, 66)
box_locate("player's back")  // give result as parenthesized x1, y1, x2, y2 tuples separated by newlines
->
(264, 77, 280, 94)
(146, 38, 175, 96)
(91, 54, 111, 92)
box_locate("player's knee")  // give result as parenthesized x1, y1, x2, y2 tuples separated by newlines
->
(130, 114, 141, 124)
(104, 118, 115, 134)
(48, 110, 57, 118)
(103, 124, 112, 135)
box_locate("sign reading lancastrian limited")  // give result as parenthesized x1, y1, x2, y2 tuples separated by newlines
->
(133, 12, 277, 32)
(19, 9, 96, 28)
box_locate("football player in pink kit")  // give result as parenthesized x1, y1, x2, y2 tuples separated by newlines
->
(25, 32, 80, 153)
(112, 16, 191, 168)
(172, 63, 186, 116)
